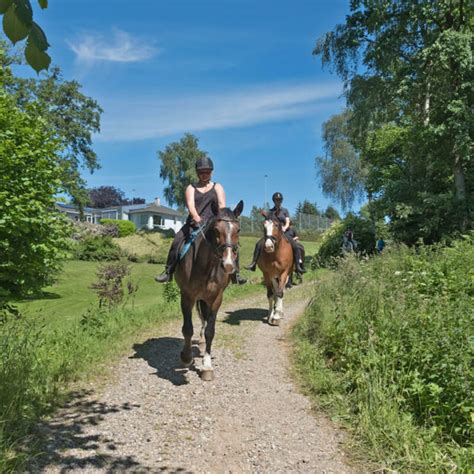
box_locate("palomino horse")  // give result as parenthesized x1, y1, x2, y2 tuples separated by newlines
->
(174, 201, 244, 381)
(257, 215, 294, 326)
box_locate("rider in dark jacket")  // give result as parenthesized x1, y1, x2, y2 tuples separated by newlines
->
(246, 192, 306, 275)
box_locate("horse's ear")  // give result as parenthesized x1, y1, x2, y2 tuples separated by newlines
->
(260, 210, 268, 219)
(233, 200, 244, 218)
(211, 200, 219, 216)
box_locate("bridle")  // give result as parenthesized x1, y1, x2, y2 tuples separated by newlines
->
(209, 216, 240, 257)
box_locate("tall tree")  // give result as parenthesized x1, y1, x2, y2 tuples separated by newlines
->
(158, 133, 207, 209)
(2, 45, 103, 206)
(315, 111, 367, 211)
(323, 205, 340, 221)
(295, 200, 321, 217)
(314, 0, 473, 242)
(88, 186, 145, 208)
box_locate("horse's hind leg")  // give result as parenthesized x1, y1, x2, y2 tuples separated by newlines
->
(180, 294, 194, 367)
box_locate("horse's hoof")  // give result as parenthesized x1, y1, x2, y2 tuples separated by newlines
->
(200, 368, 214, 381)
(269, 317, 281, 326)
(180, 353, 193, 367)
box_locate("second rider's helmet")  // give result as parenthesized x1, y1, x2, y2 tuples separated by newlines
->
(195, 157, 214, 171)
(272, 192, 283, 203)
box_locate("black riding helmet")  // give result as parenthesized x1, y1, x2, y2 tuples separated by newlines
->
(195, 157, 214, 171)
(272, 192, 283, 203)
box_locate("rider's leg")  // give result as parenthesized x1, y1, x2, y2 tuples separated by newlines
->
(155, 226, 188, 283)
(245, 238, 264, 271)
(288, 237, 306, 274)
(231, 253, 247, 284)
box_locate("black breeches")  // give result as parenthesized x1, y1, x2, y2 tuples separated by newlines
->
(165, 224, 192, 269)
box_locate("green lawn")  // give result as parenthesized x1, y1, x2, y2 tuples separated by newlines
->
(16, 235, 320, 331)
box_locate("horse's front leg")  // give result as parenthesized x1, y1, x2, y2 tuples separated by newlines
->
(180, 294, 194, 367)
(268, 277, 281, 326)
(200, 294, 222, 381)
(273, 272, 289, 323)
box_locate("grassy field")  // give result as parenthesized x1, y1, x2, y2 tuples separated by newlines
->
(17, 235, 321, 330)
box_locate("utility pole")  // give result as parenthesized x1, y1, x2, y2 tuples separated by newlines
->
(264, 174, 268, 210)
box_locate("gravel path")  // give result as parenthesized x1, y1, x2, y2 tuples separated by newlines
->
(29, 283, 356, 473)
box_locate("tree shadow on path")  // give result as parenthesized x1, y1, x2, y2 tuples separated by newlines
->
(26, 389, 185, 473)
(131, 337, 200, 386)
(221, 307, 268, 326)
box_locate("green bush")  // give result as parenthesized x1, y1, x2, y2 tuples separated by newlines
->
(294, 235, 474, 471)
(73, 236, 123, 261)
(101, 219, 136, 237)
(0, 92, 71, 298)
(313, 213, 379, 268)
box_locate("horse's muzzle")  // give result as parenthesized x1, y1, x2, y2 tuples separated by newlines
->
(264, 238, 275, 253)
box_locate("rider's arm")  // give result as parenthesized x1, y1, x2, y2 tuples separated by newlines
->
(215, 183, 226, 208)
(282, 217, 290, 232)
(185, 185, 201, 223)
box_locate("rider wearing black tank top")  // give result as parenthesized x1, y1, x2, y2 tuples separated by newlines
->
(155, 158, 247, 284)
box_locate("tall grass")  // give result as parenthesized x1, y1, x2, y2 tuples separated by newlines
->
(293, 236, 473, 472)
(0, 299, 179, 472)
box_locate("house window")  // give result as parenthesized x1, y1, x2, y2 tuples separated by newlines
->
(153, 215, 164, 227)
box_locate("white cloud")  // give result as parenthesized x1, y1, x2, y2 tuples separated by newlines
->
(68, 29, 158, 64)
(98, 81, 342, 142)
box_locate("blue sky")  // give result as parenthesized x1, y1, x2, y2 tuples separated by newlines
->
(21, 0, 354, 215)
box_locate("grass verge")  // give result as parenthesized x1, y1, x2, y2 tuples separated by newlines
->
(292, 236, 473, 472)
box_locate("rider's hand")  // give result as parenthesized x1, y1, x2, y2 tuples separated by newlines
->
(191, 215, 202, 226)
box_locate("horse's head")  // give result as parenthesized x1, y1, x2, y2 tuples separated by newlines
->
(262, 216, 282, 253)
(209, 200, 244, 274)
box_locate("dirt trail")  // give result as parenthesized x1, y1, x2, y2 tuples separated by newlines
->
(29, 283, 356, 473)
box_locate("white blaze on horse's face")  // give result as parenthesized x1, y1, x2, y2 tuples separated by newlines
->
(264, 219, 275, 252)
(221, 221, 235, 273)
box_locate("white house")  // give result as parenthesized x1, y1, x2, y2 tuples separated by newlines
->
(56, 198, 185, 233)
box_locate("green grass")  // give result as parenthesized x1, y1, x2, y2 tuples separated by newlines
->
(16, 235, 320, 330)
(292, 237, 474, 472)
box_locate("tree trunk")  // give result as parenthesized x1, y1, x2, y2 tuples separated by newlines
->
(453, 151, 467, 231)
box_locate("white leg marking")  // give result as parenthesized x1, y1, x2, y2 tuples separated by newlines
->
(275, 296, 284, 318)
(203, 352, 212, 370)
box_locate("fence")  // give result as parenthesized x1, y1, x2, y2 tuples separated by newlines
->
(240, 212, 333, 234)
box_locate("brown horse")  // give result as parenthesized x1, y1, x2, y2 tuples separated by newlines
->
(257, 215, 294, 326)
(174, 200, 244, 381)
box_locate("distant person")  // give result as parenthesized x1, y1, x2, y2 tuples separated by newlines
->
(342, 227, 356, 252)
(246, 192, 306, 275)
(376, 237, 385, 253)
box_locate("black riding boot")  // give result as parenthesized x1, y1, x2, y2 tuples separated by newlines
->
(231, 254, 247, 284)
(292, 242, 306, 274)
(155, 231, 184, 283)
(245, 239, 263, 271)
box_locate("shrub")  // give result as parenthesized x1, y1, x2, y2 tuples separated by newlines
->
(73, 236, 123, 261)
(71, 221, 119, 240)
(89, 261, 138, 309)
(0, 92, 71, 298)
(313, 213, 380, 268)
(101, 219, 136, 237)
